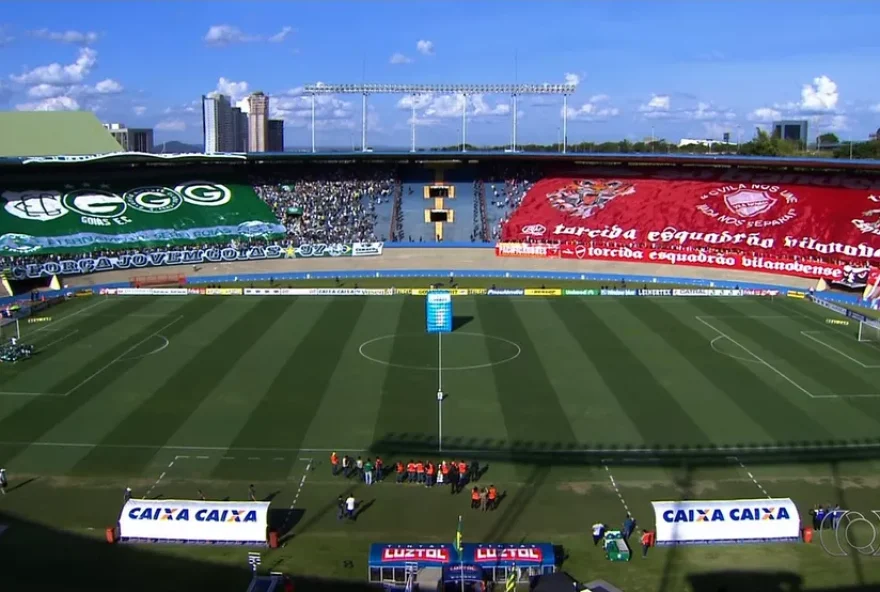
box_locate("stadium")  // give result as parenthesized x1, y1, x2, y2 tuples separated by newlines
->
(2, 110, 880, 592)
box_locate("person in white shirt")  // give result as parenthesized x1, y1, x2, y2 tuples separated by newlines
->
(10, 336, 17, 346)
(345, 495, 356, 520)
(592, 522, 606, 545)
(0, 468, 7, 494)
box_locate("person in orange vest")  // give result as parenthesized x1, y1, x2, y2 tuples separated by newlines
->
(406, 460, 416, 483)
(375, 456, 384, 482)
(439, 461, 448, 486)
(487, 485, 498, 510)
(640, 530, 652, 558)
(457, 460, 468, 493)
(415, 460, 425, 484)
(471, 486, 480, 510)
(395, 461, 405, 483)
(330, 452, 339, 476)
(426, 461, 436, 487)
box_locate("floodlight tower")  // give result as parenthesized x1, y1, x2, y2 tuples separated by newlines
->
(304, 83, 575, 152)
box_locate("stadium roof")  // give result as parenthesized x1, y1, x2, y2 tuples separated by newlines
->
(0, 111, 123, 157)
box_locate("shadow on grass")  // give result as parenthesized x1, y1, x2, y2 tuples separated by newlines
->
(369, 432, 880, 469)
(452, 315, 473, 331)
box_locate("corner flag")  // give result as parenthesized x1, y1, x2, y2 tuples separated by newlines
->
(455, 515, 463, 553)
(505, 564, 518, 592)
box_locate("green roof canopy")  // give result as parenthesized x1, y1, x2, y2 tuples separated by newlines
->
(0, 111, 123, 157)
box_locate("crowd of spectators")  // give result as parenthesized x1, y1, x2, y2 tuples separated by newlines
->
(253, 168, 396, 245)
(1, 168, 399, 269)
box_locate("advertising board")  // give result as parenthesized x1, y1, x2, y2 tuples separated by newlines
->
(652, 498, 800, 545)
(118, 499, 270, 545)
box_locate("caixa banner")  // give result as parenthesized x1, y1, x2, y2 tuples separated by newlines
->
(118, 499, 270, 545)
(652, 498, 800, 546)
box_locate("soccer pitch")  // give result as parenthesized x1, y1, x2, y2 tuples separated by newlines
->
(2, 289, 880, 591)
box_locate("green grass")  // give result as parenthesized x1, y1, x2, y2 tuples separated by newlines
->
(2, 293, 880, 591)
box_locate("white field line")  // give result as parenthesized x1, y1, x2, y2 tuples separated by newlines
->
(26, 298, 107, 337)
(143, 458, 176, 499)
(780, 299, 880, 354)
(602, 463, 630, 513)
(709, 335, 761, 365)
(6, 440, 880, 454)
(283, 458, 312, 533)
(801, 331, 880, 369)
(0, 391, 66, 397)
(61, 316, 183, 397)
(730, 456, 771, 499)
(36, 330, 79, 352)
(696, 315, 818, 399)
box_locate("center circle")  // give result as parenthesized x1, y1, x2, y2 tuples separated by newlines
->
(358, 331, 521, 371)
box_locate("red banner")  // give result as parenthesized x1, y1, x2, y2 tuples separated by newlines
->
(556, 243, 847, 280)
(502, 169, 880, 262)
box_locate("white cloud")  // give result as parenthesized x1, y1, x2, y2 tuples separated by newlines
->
(589, 94, 609, 103)
(416, 40, 434, 55)
(270, 89, 357, 130)
(639, 94, 671, 115)
(204, 25, 258, 46)
(268, 26, 294, 43)
(800, 75, 838, 112)
(133, 105, 147, 116)
(11, 47, 97, 85)
(30, 28, 98, 45)
(688, 102, 735, 121)
(213, 77, 250, 101)
(563, 99, 620, 121)
(749, 107, 781, 122)
(871, 103, 880, 113)
(396, 93, 510, 124)
(0, 26, 12, 46)
(16, 96, 80, 111)
(94, 78, 123, 94)
(27, 83, 65, 98)
(702, 122, 733, 139)
(564, 73, 581, 87)
(390, 53, 413, 65)
(826, 114, 849, 132)
(155, 119, 186, 131)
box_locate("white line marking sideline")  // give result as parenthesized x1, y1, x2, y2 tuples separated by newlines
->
(62, 316, 183, 397)
(26, 298, 107, 337)
(696, 316, 818, 399)
(283, 458, 313, 535)
(37, 330, 79, 352)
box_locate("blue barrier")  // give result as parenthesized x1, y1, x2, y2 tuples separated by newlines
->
(1, 269, 870, 308)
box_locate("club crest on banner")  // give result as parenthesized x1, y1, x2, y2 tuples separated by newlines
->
(723, 189, 776, 218)
(697, 184, 798, 228)
(546, 179, 636, 219)
(521, 224, 546, 236)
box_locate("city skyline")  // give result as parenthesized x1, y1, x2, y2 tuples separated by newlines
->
(0, 1, 878, 148)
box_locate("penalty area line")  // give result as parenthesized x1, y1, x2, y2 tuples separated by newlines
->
(696, 316, 818, 399)
(143, 457, 176, 499)
(730, 456, 771, 500)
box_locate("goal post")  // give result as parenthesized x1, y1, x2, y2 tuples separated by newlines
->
(0, 317, 20, 342)
(858, 319, 880, 343)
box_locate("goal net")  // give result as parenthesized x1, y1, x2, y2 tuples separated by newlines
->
(858, 319, 880, 343)
(0, 317, 19, 343)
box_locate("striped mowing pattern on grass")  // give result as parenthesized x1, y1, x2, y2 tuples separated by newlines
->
(1, 294, 880, 481)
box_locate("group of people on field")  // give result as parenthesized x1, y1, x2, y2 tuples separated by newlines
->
(330, 453, 496, 502)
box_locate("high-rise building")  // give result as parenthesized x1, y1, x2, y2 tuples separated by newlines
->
(103, 123, 154, 152)
(268, 119, 284, 152)
(247, 91, 269, 153)
(202, 94, 235, 153)
(772, 120, 809, 144)
(231, 107, 248, 152)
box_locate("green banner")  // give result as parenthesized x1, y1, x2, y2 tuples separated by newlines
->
(563, 289, 600, 296)
(0, 181, 285, 256)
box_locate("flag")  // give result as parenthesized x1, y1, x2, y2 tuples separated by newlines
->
(455, 515, 463, 553)
(505, 564, 518, 592)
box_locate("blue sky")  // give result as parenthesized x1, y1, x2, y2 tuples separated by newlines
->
(1, 0, 879, 148)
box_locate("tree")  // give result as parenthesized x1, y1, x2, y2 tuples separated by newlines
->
(819, 133, 840, 145)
